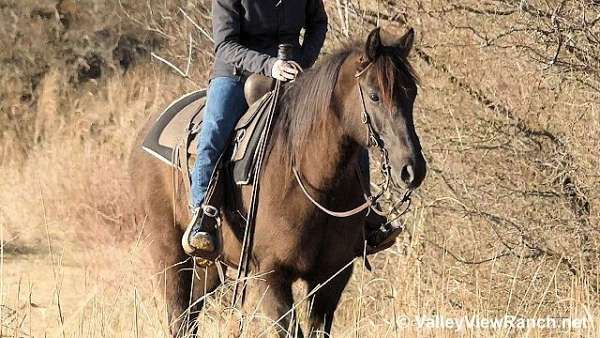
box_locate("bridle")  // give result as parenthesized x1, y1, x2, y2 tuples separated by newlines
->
(292, 60, 413, 220)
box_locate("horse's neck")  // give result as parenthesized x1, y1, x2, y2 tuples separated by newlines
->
(294, 111, 358, 190)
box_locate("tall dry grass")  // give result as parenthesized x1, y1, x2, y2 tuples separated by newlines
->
(1, 0, 599, 337)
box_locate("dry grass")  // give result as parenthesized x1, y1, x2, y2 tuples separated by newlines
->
(1, 0, 599, 337)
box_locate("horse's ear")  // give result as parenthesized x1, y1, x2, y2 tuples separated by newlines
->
(365, 27, 382, 62)
(394, 27, 415, 58)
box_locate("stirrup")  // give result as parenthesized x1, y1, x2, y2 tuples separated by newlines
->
(182, 205, 222, 263)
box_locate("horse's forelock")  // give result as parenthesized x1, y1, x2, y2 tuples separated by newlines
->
(373, 48, 418, 111)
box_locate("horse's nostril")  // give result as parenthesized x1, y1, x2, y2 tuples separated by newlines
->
(400, 164, 415, 184)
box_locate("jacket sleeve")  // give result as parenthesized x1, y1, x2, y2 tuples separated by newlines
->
(212, 0, 277, 76)
(300, 0, 328, 68)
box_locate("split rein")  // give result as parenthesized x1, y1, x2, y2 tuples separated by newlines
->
(292, 62, 413, 222)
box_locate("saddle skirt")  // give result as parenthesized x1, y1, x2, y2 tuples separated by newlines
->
(142, 88, 274, 185)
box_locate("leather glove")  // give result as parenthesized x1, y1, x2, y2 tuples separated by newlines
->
(271, 60, 302, 81)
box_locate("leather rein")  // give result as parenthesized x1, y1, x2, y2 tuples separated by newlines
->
(292, 62, 412, 219)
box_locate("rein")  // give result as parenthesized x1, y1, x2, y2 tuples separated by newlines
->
(292, 62, 412, 220)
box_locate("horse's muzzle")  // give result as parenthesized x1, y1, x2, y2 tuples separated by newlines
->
(396, 156, 426, 190)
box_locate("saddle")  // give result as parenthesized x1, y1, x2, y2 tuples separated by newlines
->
(142, 75, 276, 186)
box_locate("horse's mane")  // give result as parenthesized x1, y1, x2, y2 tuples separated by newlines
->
(274, 43, 418, 167)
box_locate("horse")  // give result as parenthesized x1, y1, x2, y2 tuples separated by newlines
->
(128, 27, 426, 337)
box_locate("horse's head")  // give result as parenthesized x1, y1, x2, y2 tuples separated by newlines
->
(344, 27, 426, 190)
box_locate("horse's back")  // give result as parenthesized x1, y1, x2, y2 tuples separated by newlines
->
(129, 109, 188, 233)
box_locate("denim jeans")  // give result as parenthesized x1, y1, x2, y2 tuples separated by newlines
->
(190, 77, 370, 207)
(191, 77, 248, 207)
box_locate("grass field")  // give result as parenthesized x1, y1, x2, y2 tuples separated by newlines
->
(1, 0, 599, 337)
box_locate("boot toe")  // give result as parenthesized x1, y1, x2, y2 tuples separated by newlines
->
(366, 222, 404, 255)
(189, 232, 216, 252)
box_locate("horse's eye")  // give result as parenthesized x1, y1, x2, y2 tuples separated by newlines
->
(369, 92, 380, 102)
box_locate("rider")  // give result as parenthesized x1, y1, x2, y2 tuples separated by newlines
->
(183, 0, 403, 257)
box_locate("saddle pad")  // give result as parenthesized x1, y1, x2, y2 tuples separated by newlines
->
(142, 89, 274, 185)
(142, 90, 206, 166)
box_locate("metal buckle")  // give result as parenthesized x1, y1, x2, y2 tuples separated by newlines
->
(202, 205, 219, 218)
(236, 129, 246, 143)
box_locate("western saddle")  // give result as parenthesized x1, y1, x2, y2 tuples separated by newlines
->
(142, 74, 276, 188)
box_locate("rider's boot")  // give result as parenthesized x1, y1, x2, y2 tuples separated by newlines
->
(182, 205, 220, 258)
(182, 168, 224, 264)
(364, 209, 404, 255)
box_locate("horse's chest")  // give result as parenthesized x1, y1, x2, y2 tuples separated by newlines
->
(255, 217, 362, 275)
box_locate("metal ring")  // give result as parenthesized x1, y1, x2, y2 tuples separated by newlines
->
(361, 111, 369, 124)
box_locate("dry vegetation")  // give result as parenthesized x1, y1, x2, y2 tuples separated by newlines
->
(1, 0, 599, 337)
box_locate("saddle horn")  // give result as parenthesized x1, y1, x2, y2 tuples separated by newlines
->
(244, 44, 292, 105)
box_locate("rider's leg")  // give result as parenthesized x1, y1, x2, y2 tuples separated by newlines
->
(185, 77, 248, 255)
(191, 77, 248, 207)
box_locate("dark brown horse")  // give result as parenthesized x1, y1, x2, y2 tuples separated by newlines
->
(129, 27, 426, 337)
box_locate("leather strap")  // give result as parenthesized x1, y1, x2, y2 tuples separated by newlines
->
(291, 65, 407, 219)
(179, 139, 192, 207)
(292, 167, 373, 218)
(176, 120, 195, 209)
(291, 79, 392, 219)
(233, 82, 281, 307)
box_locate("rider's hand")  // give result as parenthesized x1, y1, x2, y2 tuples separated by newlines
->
(271, 60, 302, 81)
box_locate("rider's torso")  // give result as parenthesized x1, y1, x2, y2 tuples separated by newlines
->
(239, 0, 306, 51)
(212, 0, 311, 79)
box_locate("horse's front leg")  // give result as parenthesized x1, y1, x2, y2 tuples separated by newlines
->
(146, 224, 197, 337)
(306, 265, 353, 337)
(240, 270, 303, 338)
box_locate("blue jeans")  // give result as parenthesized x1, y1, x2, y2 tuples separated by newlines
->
(191, 77, 248, 207)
